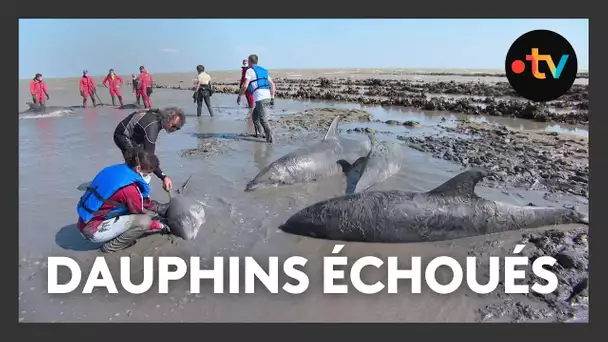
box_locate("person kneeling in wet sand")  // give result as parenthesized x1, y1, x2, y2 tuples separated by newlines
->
(76, 149, 172, 253)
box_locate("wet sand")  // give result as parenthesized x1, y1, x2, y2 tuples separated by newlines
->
(18, 69, 588, 322)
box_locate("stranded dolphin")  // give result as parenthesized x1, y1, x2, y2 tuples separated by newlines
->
(245, 116, 371, 191)
(164, 175, 207, 241)
(279, 169, 588, 243)
(337, 133, 405, 194)
(20, 102, 76, 116)
(117, 103, 145, 110)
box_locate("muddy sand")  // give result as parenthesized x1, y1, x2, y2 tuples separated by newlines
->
(18, 69, 588, 322)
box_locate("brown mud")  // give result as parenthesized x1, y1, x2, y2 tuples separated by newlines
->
(397, 121, 588, 197)
(154, 77, 588, 125)
(477, 227, 588, 322)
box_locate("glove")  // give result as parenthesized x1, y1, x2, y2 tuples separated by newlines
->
(192, 92, 197, 102)
(80, 91, 84, 97)
(151, 200, 170, 217)
(32, 96, 37, 103)
(46, 94, 50, 100)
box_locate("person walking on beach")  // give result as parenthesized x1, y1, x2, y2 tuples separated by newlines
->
(113, 107, 186, 191)
(237, 54, 276, 143)
(137, 66, 153, 109)
(131, 73, 141, 105)
(79, 70, 98, 107)
(103, 69, 124, 106)
(192, 65, 214, 117)
(29, 73, 50, 106)
(239, 59, 257, 135)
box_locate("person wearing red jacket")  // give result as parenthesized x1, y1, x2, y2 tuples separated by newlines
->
(137, 66, 153, 108)
(239, 59, 258, 135)
(79, 70, 97, 107)
(29, 73, 50, 105)
(103, 69, 124, 106)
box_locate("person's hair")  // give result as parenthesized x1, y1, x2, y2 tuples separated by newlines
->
(248, 54, 258, 65)
(124, 147, 159, 172)
(157, 107, 186, 128)
(34, 73, 42, 80)
(139, 66, 145, 71)
(196, 65, 205, 73)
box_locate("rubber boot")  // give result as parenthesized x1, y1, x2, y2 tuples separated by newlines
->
(111, 96, 116, 106)
(100, 224, 149, 253)
(118, 96, 124, 106)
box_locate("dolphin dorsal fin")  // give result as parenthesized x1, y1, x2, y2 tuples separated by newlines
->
(427, 169, 488, 198)
(323, 116, 340, 141)
(26, 102, 37, 109)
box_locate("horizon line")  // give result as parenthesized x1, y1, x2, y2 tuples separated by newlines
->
(19, 66, 591, 80)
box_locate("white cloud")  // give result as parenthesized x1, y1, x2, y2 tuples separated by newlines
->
(159, 48, 178, 53)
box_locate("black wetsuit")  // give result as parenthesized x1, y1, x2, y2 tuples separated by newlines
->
(113, 109, 166, 180)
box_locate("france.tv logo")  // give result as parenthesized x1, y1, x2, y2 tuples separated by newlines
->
(505, 30, 578, 102)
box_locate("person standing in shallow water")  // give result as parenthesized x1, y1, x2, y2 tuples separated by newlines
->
(137, 66, 153, 109)
(192, 65, 214, 117)
(103, 69, 124, 106)
(239, 59, 257, 135)
(29, 73, 50, 106)
(131, 73, 141, 105)
(79, 70, 97, 107)
(237, 54, 276, 143)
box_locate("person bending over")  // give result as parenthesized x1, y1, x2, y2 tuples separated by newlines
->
(76, 149, 171, 253)
(237, 54, 276, 143)
(192, 65, 214, 117)
(113, 107, 186, 191)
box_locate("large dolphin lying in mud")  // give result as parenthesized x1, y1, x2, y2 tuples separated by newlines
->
(279, 169, 589, 243)
(245, 116, 371, 191)
(337, 133, 405, 194)
(20, 102, 76, 116)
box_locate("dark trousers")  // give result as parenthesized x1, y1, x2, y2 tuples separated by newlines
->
(195, 89, 214, 117)
(252, 99, 273, 142)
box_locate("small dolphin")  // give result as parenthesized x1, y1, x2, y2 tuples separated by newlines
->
(245, 116, 371, 191)
(20, 102, 76, 116)
(279, 169, 588, 243)
(165, 175, 206, 241)
(337, 133, 405, 194)
(117, 103, 145, 110)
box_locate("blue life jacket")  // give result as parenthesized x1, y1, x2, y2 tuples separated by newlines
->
(76, 164, 151, 224)
(247, 66, 271, 94)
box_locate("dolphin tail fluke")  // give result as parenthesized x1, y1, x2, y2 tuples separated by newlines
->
(337, 157, 368, 174)
(427, 169, 489, 198)
(337, 159, 353, 173)
(323, 115, 340, 141)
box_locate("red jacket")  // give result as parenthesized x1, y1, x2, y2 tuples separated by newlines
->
(79, 76, 96, 94)
(139, 70, 153, 88)
(103, 74, 124, 89)
(30, 80, 48, 96)
(77, 183, 163, 234)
